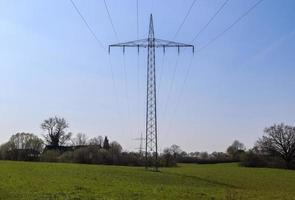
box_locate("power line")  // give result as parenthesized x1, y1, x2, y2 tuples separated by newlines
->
(166, 0, 264, 135)
(103, 0, 132, 137)
(198, 0, 264, 52)
(107, 54, 124, 129)
(103, 0, 119, 40)
(157, 53, 166, 94)
(122, 54, 131, 133)
(165, 54, 195, 135)
(69, 0, 124, 136)
(161, 55, 179, 123)
(136, 0, 139, 39)
(191, 0, 230, 43)
(136, 0, 141, 142)
(69, 0, 104, 49)
(173, 0, 198, 40)
(167, 0, 230, 124)
(163, 0, 196, 123)
(136, 54, 141, 138)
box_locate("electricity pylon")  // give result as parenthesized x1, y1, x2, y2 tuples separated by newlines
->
(109, 14, 194, 171)
(133, 132, 144, 155)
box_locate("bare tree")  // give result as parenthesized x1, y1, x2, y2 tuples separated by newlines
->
(89, 136, 104, 147)
(256, 123, 295, 169)
(164, 144, 182, 159)
(72, 133, 88, 146)
(41, 117, 71, 147)
(9, 132, 43, 152)
(0, 132, 44, 160)
(170, 144, 182, 156)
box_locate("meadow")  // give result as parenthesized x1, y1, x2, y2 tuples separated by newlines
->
(0, 161, 294, 200)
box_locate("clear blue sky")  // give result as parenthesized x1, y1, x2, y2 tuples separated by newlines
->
(0, 0, 295, 152)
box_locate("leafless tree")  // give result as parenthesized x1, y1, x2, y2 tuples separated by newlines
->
(89, 136, 104, 147)
(41, 116, 71, 147)
(72, 133, 88, 146)
(256, 123, 295, 169)
(9, 132, 43, 152)
(0, 132, 44, 160)
(169, 144, 182, 156)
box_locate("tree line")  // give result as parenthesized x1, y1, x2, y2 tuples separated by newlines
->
(164, 123, 295, 170)
(1, 117, 294, 169)
(0, 117, 176, 166)
(0, 116, 240, 166)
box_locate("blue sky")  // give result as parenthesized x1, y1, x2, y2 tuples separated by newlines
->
(0, 0, 295, 152)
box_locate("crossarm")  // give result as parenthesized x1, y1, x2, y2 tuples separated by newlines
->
(109, 38, 194, 53)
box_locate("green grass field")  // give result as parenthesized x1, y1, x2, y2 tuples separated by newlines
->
(0, 161, 294, 200)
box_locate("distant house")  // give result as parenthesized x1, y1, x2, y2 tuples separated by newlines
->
(44, 145, 102, 153)
(7, 149, 40, 161)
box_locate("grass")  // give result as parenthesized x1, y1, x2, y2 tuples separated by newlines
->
(0, 161, 294, 199)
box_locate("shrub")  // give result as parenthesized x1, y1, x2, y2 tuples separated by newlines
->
(73, 147, 95, 164)
(240, 151, 268, 168)
(119, 152, 144, 166)
(240, 150, 295, 169)
(0, 142, 11, 160)
(72, 146, 112, 164)
(160, 152, 177, 167)
(40, 150, 60, 162)
(58, 151, 74, 163)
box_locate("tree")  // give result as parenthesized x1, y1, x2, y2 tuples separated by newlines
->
(1, 132, 43, 161)
(9, 132, 43, 152)
(189, 151, 200, 158)
(41, 117, 71, 147)
(227, 140, 246, 160)
(72, 133, 88, 146)
(167, 144, 182, 158)
(256, 123, 295, 169)
(103, 136, 110, 150)
(89, 136, 104, 147)
(110, 141, 122, 154)
(0, 142, 11, 160)
(199, 151, 209, 160)
(161, 148, 177, 167)
(210, 152, 228, 160)
(110, 141, 122, 164)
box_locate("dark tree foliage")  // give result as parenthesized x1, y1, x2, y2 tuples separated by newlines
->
(227, 140, 246, 161)
(103, 136, 110, 150)
(256, 123, 295, 169)
(41, 117, 71, 147)
(161, 148, 177, 167)
(240, 150, 268, 168)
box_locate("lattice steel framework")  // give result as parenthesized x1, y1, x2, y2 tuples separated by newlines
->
(109, 14, 194, 171)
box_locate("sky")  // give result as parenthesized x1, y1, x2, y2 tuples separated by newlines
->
(0, 0, 295, 153)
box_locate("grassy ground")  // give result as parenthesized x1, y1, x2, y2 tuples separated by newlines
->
(0, 161, 294, 200)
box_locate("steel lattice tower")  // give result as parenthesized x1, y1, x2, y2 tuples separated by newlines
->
(146, 15, 158, 170)
(109, 14, 194, 171)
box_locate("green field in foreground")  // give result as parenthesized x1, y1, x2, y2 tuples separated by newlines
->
(0, 161, 294, 200)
